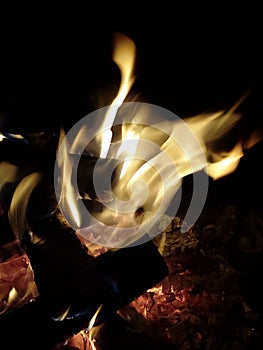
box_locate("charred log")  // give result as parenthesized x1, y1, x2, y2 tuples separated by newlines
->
(0, 205, 168, 349)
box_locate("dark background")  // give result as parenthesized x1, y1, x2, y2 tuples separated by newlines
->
(0, 2, 263, 207)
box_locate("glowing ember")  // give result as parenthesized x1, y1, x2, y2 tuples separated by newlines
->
(0, 241, 39, 314)
(117, 212, 262, 348)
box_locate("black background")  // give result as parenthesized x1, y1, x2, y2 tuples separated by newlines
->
(0, 2, 263, 207)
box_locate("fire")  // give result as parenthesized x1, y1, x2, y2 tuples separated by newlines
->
(206, 127, 262, 180)
(99, 32, 136, 158)
(206, 141, 243, 180)
(0, 133, 6, 141)
(51, 305, 72, 321)
(0, 132, 24, 141)
(8, 172, 44, 239)
(55, 32, 262, 250)
(6, 287, 18, 307)
(116, 128, 140, 180)
(56, 127, 82, 228)
(87, 304, 103, 350)
(0, 31, 261, 350)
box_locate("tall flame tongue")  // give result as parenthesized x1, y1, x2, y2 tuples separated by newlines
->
(55, 33, 262, 250)
(98, 32, 136, 159)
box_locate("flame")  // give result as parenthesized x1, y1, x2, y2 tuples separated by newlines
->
(99, 32, 136, 158)
(97, 103, 260, 247)
(52, 305, 72, 321)
(7, 287, 18, 306)
(55, 33, 137, 231)
(8, 172, 44, 239)
(0, 133, 6, 141)
(88, 304, 103, 331)
(184, 98, 262, 181)
(116, 127, 140, 180)
(87, 304, 103, 350)
(0, 132, 24, 141)
(206, 141, 243, 180)
(206, 128, 262, 180)
(243, 129, 263, 149)
(56, 32, 262, 248)
(56, 127, 82, 228)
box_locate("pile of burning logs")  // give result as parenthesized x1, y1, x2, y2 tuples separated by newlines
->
(1, 130, 263, 349)
(53, 204, 263, 350)
(0, 131, 168, 349)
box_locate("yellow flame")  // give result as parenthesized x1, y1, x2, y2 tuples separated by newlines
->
(87, 304, 103, 350)
(7, 287, 18, 305)
(97, 100, 262, 247)
(243, 129, 263, 149)
(116, 128, 140, 179)
(0, 132, 24, 141)
(56, 127, 82, 228)
(8, 172, 44, 239)
(52, 304, 72, 321)
(99, 32, 136, 158)
(57, 33, 262, 248)
(57, 126, 66, 150)
(0, 133, 6, 141)
(158, 232, 166, 255)
(57, 32, 137, 233)
(206, 142, 243, 180)
(88, 304, 103, 331)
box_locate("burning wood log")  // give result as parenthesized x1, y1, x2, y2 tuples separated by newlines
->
(49, 203, 263, 350)
(1, 124, 262, 349)
(0, 171, 168, 349)
(0, 230, 168, 349)
(0, 130, 168, 349)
